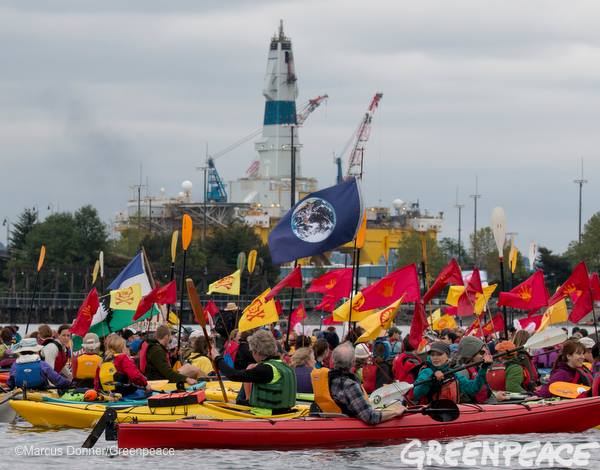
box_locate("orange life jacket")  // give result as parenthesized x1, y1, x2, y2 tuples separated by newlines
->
(73, 353, 102, 380)
(311, 368, 342, 413)
(486, 362, 531, 392)
(419, 378, 460, 405)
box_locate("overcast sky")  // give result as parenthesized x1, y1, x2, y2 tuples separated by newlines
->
(1, 0, 599, 254)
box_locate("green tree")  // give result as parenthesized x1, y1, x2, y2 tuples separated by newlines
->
(537, 246, 572, 291)
(565, 212, 600, 272)
(395, 231, 446, 283)
(438, 237, 472, 267)
(73, 205, 108, 267)
(10, 207, 38, 253)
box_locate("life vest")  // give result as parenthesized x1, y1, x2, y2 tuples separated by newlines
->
(249, 359, 296, 411)
(311, 367, 342, 414)
(519, 353, 540, 385)
(98, 354, 129, 393)
(592, 376, 600, 397)
(73, 353, 102, 380)
(42, 338, 67, 373)
(392, 352, 423, 383)
(486, 362, 531, 392)
(361, 364, 378, 394)
(571, 368, 593, 388)
(14, 359, 44, 389)
(418, 369, 460, 405)
(138, 341, 150, 374)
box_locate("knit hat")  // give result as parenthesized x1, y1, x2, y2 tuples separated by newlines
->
(495, 340, 517, 359)
(428, 341, 450, 356)
(82, 332, 101, 352)
(457, 336, 484, 361)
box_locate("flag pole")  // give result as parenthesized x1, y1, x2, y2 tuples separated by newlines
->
(25, 245, 45, 335)
(347, 238, 358, 337)
(177, 214, 193, 353)
(285, 261, 298, 350)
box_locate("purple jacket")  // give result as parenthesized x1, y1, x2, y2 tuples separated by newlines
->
(537, 361, 592, 398)
(294, 365, 313, 394)
(8, 357, 71, 390)
(534, 347, 559, 369)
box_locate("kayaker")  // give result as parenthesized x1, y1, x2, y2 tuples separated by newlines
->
(7, 338, 71, 390)
(96, 334, 150, 398)
(313, 338, 330, 369)
(453, 336, 496, 403)
(0, 327, 16, 367)
(222, 328, 239, 368)
(211, 329, 297, 415)
(39, 324, 72, 380)
(353, 343, 371, 384)
(388, 326, 402, 357)
(412, 341, 492, 404)
(139, 325, 197, 385)
(392, 335, 424, 384)
(311, 342, 405, 424)
(536, 339, 593, 398)
(72, 332, 102, 389)
(487, 340, 537, 395)
(186, 334, 214, 377)
(290, 346, 315, 394)
(579, 337, 595, 366)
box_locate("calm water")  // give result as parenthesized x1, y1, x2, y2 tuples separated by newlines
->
(1, 420, 599, 470)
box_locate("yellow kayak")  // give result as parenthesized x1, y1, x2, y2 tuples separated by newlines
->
(10, 398, 309, 429)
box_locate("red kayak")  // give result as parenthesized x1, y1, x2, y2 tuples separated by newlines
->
(118, 397, 600, 449)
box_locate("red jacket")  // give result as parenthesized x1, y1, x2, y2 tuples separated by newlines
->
(94, 354, 148, 390)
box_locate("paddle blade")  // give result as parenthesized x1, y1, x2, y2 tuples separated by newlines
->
(99, 251, 104, 278)
(92, 260, 100, 284)
(36, 245, 46, 272)
(524, 327, 567, 350)
(237, 252, 247, 271)
(170, 230, 179, 263)
(247, 249, 257, 274)
(491, 207, 507, 257)
(186, 278, 206, 327)
(369, 381, 413, 408)
(181, 214, 193, 250)
(426, 399, 460, 422)
(549, 381, 590, 399)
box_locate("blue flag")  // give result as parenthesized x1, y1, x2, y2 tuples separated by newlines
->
(268, 178, 363, 264)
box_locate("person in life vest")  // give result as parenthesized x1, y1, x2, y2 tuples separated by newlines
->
(139, 325, 198, 385)
(487, 340, 539, 396)
(185, 333, 214, 377)
(579, 337, 595, 367)
(537, 339, 594, 398)
(311, 342, 405, 425)
(412, 341, 492, 404)
(211, 329, 297, 415)
(453, 336, 502, 403)
(387, 327, 403, 357)
(7, 338, 71, 390)
(290, 347, 316, 394)
(39, 324, 72, 380)
(72, 333, 103, 388)
(95, 334, 150, 397)
(392, 335, 424, 384)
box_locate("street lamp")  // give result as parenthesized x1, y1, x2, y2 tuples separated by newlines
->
(2, 218, 9, 253)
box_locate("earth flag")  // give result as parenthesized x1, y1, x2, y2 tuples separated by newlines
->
(268, 178, 363, 264)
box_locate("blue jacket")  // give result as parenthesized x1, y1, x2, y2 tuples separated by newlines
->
(412, 357, 489, 402)
(8, 356, 71, 390)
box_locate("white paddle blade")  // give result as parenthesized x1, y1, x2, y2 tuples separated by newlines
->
(524, 327, 567, 350)
(369, 381, 412, 408)
(491, 207, 507, 257)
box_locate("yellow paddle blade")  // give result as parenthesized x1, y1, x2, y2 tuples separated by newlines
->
(247, 249, 257, 274)
(148, 380, 169, 391)
(171, 230, 179, 263)
(37, 245, 46, 272)
(548, 381, 590, 399)
(181, 214, 193, 250)
(92, 260, 100, 284)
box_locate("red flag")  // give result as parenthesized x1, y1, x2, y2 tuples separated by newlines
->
(497, 271, 549, 311)
(322, 315, 342, 326)
(569, 289, 593, 323)
(264, 266, 303, 301)
(590, 273, 600, 302)
(457, 269, 483, 317)
(473, 313, 504, 338)
(290, 303, 307, 329)
(133, 280, 177, 321)
(70, 288, 100, 337)
(204, 300, 220, 318)
(517, 314, 543, 332)
(408, 301, 428, 350)
(359, 264, 420, 311)
(307, 268, 352, 301)
(548, 262, 590, 305)
(423, 258, 463, 304)
(275, 299, 283, 315)
(464, 316, 480, 336)
(443, 306, 458, 316)
(314, 294, 337, 312)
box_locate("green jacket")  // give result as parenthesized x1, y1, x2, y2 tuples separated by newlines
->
(504, 361, 526, 394)
(144, 339, 187, 383)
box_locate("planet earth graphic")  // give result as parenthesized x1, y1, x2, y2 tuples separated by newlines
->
(291, 197, 337, 243)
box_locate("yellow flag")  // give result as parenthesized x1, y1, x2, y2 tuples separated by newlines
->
(238, 288, 279, 332)
(109, 284, 142, 310)
(207, 269, 241, 295)
(356, 298, 403, 343)
(167, 311, 180, 326)
(446, 284, 497, 315)
(355, 210, 367, 249)
(332, 293, 375, 322)
(509, 242, 518, 273)
(537, 299, 568, 333)
(435, 314, 457, 331)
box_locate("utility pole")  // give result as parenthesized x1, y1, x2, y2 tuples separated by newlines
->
(469, 176, 481, 267)
(1, 218, 9, 253)
(204, 143, 209, 240)
(454, 187, 465, 264)
(574, 158, 587, 245)
(130, 165, 147, 246)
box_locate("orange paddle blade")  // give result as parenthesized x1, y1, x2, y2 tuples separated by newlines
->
(548, 381, 590, 399)
(37, 245, 46, 272)
(181, 214, 193, 251)
(186, 278, 206, 327)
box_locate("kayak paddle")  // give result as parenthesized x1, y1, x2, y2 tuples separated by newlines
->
(186, 278, 228, 403)
(522, 327, 568, 350)
(404, 399, 460, 422)
(548, 381, 590, 399)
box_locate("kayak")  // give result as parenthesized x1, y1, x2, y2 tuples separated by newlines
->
(0, 389, 20, 422)
(9, 398, 309, 429)
(118, 396, 600, 449)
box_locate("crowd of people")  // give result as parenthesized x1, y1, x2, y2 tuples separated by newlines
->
(2, 312, 600, 425)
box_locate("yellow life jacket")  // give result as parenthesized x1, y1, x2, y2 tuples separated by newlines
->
(311, 368, 342, 414)
(74, 353, 102, 380)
